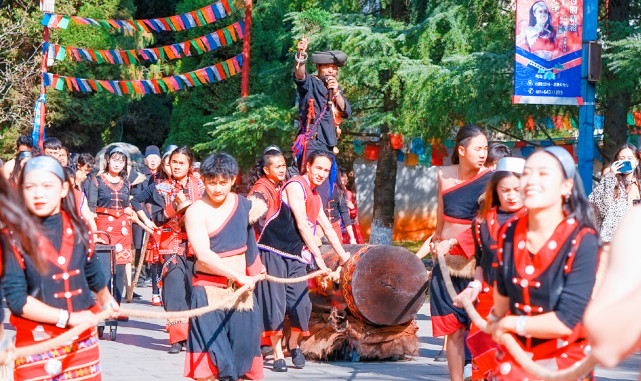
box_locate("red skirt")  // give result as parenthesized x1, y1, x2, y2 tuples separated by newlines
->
(467, 284, 499, 380)
(492, 338, 593, 380)
(96, 212, 132, 265)
(11, 314, 101, 381)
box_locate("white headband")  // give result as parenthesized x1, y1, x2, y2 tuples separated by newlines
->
(495, 157, 526, 174)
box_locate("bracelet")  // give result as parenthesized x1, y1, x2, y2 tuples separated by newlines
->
(486, 308, 500, 323)
(515, 315, 529, 337)
(467, 280, 482, 292)
(448, 239, 455, 250)
(103, 298, 119, 312)
(295, 52, 308, 64)
(56, 309, 69, 328)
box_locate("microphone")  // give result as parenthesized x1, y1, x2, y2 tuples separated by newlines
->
(323, 76, 334, 105)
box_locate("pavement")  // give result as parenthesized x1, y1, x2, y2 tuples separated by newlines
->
(3, 284, 640, 380)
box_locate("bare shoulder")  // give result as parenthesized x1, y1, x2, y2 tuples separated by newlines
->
(186, 200, 209, 219)
(438, 165, 458, 189)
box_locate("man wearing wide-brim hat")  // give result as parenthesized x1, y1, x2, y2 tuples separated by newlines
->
(293, 38, 352, 158)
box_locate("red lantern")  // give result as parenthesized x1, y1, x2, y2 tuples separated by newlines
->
(389, 133, 403, 150)
(365, 144, 379, 161)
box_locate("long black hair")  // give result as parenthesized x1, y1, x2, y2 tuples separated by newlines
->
(451, 124, 487, 165)
(613, 143, 641, 199)
(302, 150, 334, 174)
(169, 146, 194, 180)
(250, 148, 284, 186)
(0, 173, 47, 272)
(10, 151, 32, 185)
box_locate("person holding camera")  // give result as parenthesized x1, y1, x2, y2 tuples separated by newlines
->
(589, 143, 641, 290)
(589, 143, 641, 244)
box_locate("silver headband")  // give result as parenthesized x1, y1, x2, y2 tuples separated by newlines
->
(17, 151, 33, 162)
(264, 145, 282, 155)
(23, 155, 65, 182)
(543, 146, 577, 179)
(109, 146, 128, 157)
(163, 145, 178, 159)
(495, 157, 525, 174)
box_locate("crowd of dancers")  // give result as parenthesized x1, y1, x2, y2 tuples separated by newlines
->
(0, 37, 640, 381)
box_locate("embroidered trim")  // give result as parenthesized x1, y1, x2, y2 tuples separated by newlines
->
(15, 334, 99, 365)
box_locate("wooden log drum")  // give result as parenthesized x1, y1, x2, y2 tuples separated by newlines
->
(310, 244, 429, 326)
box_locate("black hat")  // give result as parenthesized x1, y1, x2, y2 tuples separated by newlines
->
(311, 50, 348, 67)
(145, 145, 161, 158)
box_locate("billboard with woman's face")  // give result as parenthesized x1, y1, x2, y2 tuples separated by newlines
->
(513, 0, 583, 105)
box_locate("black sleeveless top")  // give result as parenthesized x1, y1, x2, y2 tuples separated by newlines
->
(442, 170, 493, 224)
(257, 176, 321, 264)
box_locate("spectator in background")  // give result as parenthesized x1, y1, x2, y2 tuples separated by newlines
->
(43, 137, 63, 162)
(59, 146, 69, 167)
(142, 145, 162, 185)
(484, 143, 511, 170)
(2, 134, 33, 179)
(324, 167, 357, 244)
(75, 153, 94, 189)
(340, 168, 364, 244)
(589, 143, 641, 291)
(192, 162, 201, 180)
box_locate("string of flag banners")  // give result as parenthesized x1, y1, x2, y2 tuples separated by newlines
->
(43, 21, 245, 65)
(43, 54, 243, 95)
(41, 0, 235, 33)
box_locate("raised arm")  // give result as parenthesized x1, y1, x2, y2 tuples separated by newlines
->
(294, 38, 308, 80)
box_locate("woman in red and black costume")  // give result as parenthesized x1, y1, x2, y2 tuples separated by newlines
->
(86, 146, 135, 305)
(488, 147, 599, 380)
(184, 152, 266, 381)
(3, 155, 118, 381)
(131, 146, 174, 307)
(454, 157, 525, 380)
(416, 124, 491, 381)
(248, 146, 287, 239)
(0, 164, 44, 362)
(153, 146, 205, 353)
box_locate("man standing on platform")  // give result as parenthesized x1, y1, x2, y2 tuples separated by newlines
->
(292, 38, 352, 205)
(257, 150, 351, 372)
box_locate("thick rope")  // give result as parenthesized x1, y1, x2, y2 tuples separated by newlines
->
(121, 269, 337, 319)
(0, 268, 338, 365)
(0, 309, 114, 364)
(436, 252, 596, 380)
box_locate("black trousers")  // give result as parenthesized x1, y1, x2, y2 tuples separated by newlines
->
(95, 248, 126, 304)
(162, 254, 194, 313)
(256, 250, 312, 336)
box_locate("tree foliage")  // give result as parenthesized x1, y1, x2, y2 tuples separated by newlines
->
(0, 0, 639, 165)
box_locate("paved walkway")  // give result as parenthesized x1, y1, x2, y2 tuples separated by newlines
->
(3, 285, 640, 380)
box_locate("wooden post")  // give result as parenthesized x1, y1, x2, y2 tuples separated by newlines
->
(38, 26, 49, 148)
(240, 0, 252, 98)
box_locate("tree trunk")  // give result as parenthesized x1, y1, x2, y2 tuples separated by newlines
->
(369, 69, 398, 245)
(601, 0, 632, 161)
(602, 90, 629, 160)
(369, 123, 397, 245)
